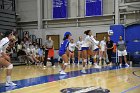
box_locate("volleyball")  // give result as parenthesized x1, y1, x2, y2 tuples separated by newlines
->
(108, 30, 114, 36)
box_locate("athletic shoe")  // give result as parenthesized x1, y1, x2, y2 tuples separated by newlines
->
(52, 65, 56, 68)
(43, 66, 46, 68)
(59, 75, 67, 80)
(94, 64, 101, 68)
(60, 71, 66, 75)
(94, 63, 101, 68)
(119, 64, 122, 68)
(5, 82, 17, 87)
(81, 70, 86, 73)
(125, 64, 129, 68)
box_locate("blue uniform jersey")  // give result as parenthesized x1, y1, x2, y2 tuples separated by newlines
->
(59, 39, 69, 56)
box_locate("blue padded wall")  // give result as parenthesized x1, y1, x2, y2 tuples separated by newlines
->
(125, 24, 140, 53)
(110, 25, 124, 43)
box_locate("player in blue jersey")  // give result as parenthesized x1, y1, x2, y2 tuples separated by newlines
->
(59, 32, 72, 74)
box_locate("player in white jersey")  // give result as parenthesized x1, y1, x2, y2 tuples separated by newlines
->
(81, 30, 99, 73)
(0, 31, 17, 86)
(76, 36, 84, 64)
(68, 39, 76, 64)
(92, 36, 100, 68)
(99, 37, 106, 65)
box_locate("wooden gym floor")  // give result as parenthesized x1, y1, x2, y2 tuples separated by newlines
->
(0, 64, 140, 93)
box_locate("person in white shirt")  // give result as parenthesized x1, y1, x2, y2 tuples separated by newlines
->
(76, 36, 84, 64)
(26, 44, 40, 65)
(81, 30, 99, 73)
(99, 37, 107, 65)
(92, 36, 100, 68)
(0, 31, 17, 86)
(68, 39, 76, 64)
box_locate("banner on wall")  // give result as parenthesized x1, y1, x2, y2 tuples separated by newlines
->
(85, 0, 103, 16)
(53, 0, 67, 19)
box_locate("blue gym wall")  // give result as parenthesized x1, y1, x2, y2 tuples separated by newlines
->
(110, 25, 124, 43)
(125, 24, 140, 54)
(110, 24, 140, 54)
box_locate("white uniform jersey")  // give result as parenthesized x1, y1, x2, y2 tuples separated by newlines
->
(0, 37, 9, 56)
(93, 40, 99, 50)
(81, 35, 99, 48)
(77, 41, 84, 50)
(68, 43, 76, 52)
(100, 40, 106, 51)
(26, 48, 31, 54)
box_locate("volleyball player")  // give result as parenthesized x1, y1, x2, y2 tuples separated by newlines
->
(59, 32, 72, 74)
(0, 31, 17, 86)
(81, 30, 99, 73)
(92, 36, 100, 68)
(99, 37, 106, 65)
(68, 39, 76, 64)
(76, 36, 84, 64)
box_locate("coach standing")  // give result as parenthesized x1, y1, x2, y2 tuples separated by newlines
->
(106, 36, 114, 65)
(43, 36, 55, 67)
(117, 36, 129, 68)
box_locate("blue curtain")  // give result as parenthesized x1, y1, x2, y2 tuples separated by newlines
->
(53, 0, 67, 19)
(85, 0, 102, 16)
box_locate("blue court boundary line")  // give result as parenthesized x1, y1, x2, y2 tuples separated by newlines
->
(121, 70, 140, 93)
(121, 84, 140, 93)
(0, 66, 133, 92)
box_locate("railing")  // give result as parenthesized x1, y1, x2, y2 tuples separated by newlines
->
(0, 0, 15, 11)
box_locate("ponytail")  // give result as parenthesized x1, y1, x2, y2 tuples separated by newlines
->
(84, 30, 91, 35)
(63, 34, 69, 40)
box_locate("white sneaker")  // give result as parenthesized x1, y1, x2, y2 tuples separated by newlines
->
(119, 64, 122, 68)
(94, 65, 101, 68)
(81, 70, 86, 73)
(43, 66, 46, 68)
(125, 64, 129, 68)
(5, 82, 17, 87)
(59, 75, 66, 80)
(52, 65, 56, 68)
(60, 71, 66, 75)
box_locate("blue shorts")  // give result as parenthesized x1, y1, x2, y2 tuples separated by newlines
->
(94, 48, 99, 51)
(78, 50, 82, 51)
(81, 47, 89, 51)
(59, 51, 65, 56)
(69, 50, 74, 53)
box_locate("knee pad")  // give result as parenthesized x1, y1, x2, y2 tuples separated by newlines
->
(64, 63, 68, 66)
(94, 55, 97, 59)
(83, 59, 87, 62)
(96, 55, 99, 58)
(7, 64, 13, 69)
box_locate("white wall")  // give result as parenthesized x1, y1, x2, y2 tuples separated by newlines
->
(17, 0, 37, 21)
(17, 0, 114, 21)
(24, 25, 110, 44)
(17, 0, 140, 43)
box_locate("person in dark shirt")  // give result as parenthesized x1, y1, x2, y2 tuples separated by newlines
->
(106, 36, 114, 65)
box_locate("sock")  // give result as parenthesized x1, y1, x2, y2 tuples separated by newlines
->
(6, 76, 11, 83)
(83, 67, 85, 70)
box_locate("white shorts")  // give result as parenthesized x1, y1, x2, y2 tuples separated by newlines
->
(118, 50, 127, 56)
(100, 48, 106, 52)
